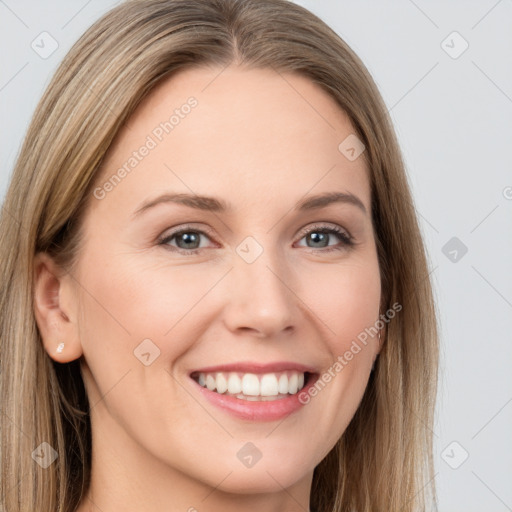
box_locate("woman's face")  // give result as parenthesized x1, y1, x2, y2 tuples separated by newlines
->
(60, 66, 381, 495)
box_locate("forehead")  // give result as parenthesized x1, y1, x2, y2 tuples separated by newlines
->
(91, 65, 370, 219)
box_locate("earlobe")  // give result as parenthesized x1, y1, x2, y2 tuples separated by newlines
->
(33, 252, 83, 363)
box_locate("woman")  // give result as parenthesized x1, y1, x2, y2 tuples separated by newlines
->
(0, 0, 439, 511)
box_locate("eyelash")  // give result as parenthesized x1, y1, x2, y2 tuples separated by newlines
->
(157, 223, 354, 255)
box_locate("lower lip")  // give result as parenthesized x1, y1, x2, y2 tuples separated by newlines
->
(191, 374, 318, 422)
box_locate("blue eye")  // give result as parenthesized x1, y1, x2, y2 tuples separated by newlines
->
(296, 225, 354, 252)
(159, 229, 212, 252)
(158, 223, 354, 255)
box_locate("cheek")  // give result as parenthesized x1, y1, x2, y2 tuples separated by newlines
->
(75, 252, 227, 390)
(299, 256, 381, 351)
(293, 257, 381, 432)
(74, 252, 218, 439)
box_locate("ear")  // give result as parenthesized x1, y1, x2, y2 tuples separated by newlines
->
(33, 252, 83, 363)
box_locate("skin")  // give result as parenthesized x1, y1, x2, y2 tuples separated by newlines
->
(33, 65, 382, 512)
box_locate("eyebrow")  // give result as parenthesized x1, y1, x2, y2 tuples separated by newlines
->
(132, 191, 367, 218)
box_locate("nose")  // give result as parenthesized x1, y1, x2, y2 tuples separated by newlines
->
(222, 245, 299, 338)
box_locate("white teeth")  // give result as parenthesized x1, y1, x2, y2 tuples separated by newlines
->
(242, 373, 260, 396)
(227, 372, 242, 394)
(194, 370, 307, 399)
(278, 374, 288, 394)
(215, 372, 228, 394)
(288, 372, 298, 394)
(260, 374, 279, 396)
(205, 374, 216, 391)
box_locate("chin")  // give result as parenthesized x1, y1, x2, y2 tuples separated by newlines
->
(212, 467, 308, 495)
(196, 451, 313, 495)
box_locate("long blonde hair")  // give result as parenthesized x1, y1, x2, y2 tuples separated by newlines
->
(0, 1, 439, 510)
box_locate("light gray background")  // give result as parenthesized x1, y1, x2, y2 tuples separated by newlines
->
(1, 1, 511, 510)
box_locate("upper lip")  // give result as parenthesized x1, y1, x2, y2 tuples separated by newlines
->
(190, 361, 318, 375)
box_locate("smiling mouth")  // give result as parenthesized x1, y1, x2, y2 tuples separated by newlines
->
(190, 370, 313, 401)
